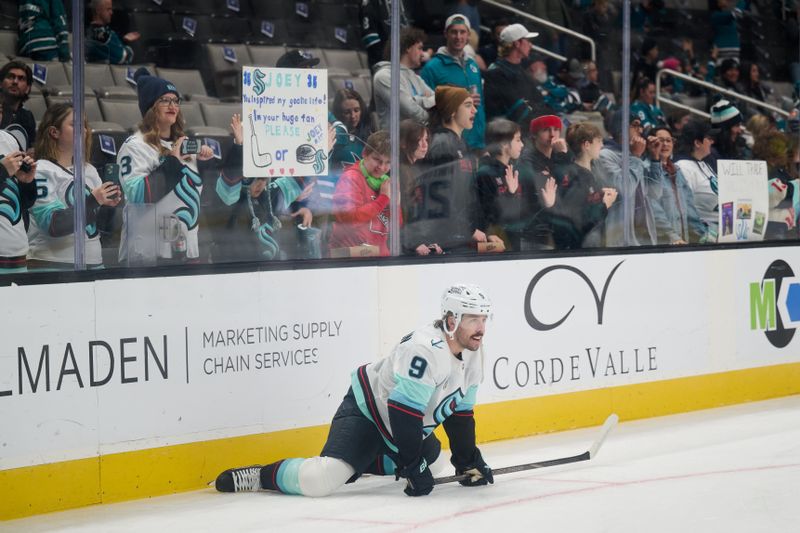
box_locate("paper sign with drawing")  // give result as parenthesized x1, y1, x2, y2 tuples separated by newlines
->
(242, 66, 329, 178)
(717, 159, 767, 243)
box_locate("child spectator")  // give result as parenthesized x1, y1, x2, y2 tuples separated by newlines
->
(27, 103, 121, 269)
(475, 119, 528, 251)
(329, 130, 393, 256)
(552, 122, 617, 249)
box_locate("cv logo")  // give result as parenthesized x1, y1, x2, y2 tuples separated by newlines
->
(749, 260, 800, 348)
(524, 261, 624, 331)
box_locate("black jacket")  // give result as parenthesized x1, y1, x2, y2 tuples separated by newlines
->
(475, 156, 526, 249)
(483, 59, 550, 125)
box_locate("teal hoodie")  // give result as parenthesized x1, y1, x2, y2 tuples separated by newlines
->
(420, 48, 485, 149)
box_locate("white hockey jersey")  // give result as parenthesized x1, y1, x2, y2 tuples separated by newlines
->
(350, 324, 482, 453)
(117, 132, 202, 260)
(27, 160, 103, 265)
(0, 131, 28, 257)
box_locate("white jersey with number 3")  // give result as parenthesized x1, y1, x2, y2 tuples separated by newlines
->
(351, 324, 482, 452)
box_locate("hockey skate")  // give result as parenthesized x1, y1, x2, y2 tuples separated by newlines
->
(215, 465, 263, 492)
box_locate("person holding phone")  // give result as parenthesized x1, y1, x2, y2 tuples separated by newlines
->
(116, 68, 214, 263)
(0, 128, 37, 273)
(27, 103, 121, 270)
(207, 114, 317, 262)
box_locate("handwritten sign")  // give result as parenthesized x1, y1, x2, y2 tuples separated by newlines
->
(717, 159, 767, 243)
(242, 66, 329, 178)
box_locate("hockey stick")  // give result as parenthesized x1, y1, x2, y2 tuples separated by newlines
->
(434, 413, 619, 485)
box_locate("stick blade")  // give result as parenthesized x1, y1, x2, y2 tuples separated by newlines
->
(588, 413, 619, 459)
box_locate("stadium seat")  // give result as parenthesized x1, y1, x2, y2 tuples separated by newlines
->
(180, 100, 207, 128)
(247, 18, 290, 46)
(94, 86, 138, 100)
(47, 96, 105, 124)
(83, 63, 116, 88)
(128, 10, 202, 68)
(0, 0, 16, 31)
(47, 85, 95, 97)
(12, 59, 70, 93)
(201, 43, 250, 100)
(199, 102, 242, 131)
(99, 99, 143, 132)
(155, 67, 211, 100)
(26, 93, 47, 124)
(109, 63, 155, 87)
(329, 74, 373, 109)
(321, 49, 364, 76)
(0, 30, 16, 58)
(207, 15, 251, 44)
(246, 45, 286, 68)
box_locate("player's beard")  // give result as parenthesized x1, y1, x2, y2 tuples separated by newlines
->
(456, 328, 483, 352)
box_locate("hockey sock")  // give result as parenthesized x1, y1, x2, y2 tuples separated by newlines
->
(364, 454, 398, 476)
(260, 459, 305, 495)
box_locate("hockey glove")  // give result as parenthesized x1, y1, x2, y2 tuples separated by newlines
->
(397, 456, 434, 497)
(452, 448, 494, 487)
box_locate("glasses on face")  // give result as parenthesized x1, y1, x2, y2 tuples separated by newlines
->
(157, 97, 181, 107)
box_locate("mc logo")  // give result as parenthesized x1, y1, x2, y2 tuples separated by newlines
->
(750, 260, 800, 348)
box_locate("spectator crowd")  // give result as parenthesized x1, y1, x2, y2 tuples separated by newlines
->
(2, 0, 800, 274)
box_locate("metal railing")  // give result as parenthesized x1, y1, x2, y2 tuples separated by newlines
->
(655, 68, 792, 119)
(479, 0, 596, 63)
(478, 24, 566, 62)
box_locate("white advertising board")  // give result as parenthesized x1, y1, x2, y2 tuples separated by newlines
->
(241, 66, 329, 178)
(3, 248, 800, 471)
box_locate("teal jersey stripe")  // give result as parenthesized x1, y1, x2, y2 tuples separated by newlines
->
(456, 385, 478, 412)
(276, 458, 304, 495)
(30, 199, 66, 231)
(215, 176, 242, 206)
(390, 373, 435, 412)
(123, 175, 146, 204)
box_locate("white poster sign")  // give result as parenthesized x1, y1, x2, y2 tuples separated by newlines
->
(241, 66, 329, 178)
(717, 159, 768, 242)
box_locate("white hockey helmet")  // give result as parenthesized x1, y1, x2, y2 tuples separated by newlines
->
(441, 284, 492, 337)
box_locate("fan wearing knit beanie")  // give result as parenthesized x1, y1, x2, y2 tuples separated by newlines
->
(419, 85, 501, 252)
(425, 85, 475, 166)
(708, 97, 747, 166)
(116, 67, 216, 263)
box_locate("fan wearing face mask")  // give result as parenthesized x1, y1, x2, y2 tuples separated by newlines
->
(483, 24, 552, 126)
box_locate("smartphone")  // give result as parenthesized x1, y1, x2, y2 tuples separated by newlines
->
(103, 163, 121, 199)
(180, 139, 201, 155)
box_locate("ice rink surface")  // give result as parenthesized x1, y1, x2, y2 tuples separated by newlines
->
(5, 395, 800, 533)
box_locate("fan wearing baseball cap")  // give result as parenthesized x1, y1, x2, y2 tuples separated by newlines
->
(420, 15, 486, 150)
(483, 24, 550, 126)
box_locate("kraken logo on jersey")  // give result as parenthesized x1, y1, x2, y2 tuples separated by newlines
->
(0, 180, 22, 225)
(65, 183, 98, 237)
(174, 167, 202, 230)
(433, 388, 466, 425)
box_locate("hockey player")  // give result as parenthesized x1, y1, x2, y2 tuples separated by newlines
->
(215, 284, 495, 497)
(116, 68, 214, 263)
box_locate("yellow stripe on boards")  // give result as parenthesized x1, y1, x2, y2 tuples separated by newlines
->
(2, 362, 800, 521)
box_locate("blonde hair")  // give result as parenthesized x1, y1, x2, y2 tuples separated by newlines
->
(137, 106, 186, 156)
(34, 102, 92, 163)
